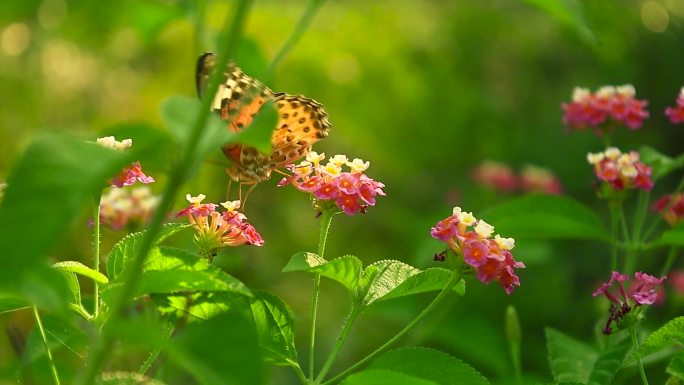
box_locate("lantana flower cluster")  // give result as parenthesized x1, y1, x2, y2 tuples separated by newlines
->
(520, 165, 564, 194)
(652, 193, 684, 226)
(665, 87, 684, 124)
(177, 194, 263, 260)
(562, 85, 649, 131)
(278, 152, 385, 215)
(96, 136, 154, 188)
(593, 271, 666, 335)
(472, 161, 563, 194)
(99, 187, 160, 230)
(431, 207, 525, 294)
(587, 147, 653, 192)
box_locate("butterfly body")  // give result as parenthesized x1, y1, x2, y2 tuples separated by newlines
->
(196, 53, 331, 184)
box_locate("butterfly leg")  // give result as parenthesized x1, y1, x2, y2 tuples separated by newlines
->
(240, 182, 258, 208)
(225, 179, 234, 201)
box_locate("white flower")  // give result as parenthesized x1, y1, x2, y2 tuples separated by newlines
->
(475, 220, 495, 238)
(495, 234, 515, 250)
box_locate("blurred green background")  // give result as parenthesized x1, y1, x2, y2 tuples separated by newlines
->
(1, 0, 684, 384)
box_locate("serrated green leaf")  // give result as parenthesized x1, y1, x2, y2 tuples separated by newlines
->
(667, 352, 684, 380)
(102, 246, 251, 305)
(168, 311, 263, 385)
(341, 369, 439, 385)
(0, 134, 138, 308)
(230, 100, 278, 154)
(53, 260, 108, 284)
(283, 252, 362, 293)
(587, 336, 631, 385)
(106, 222, 189, 280)
(97, 371, 168, 385)
(360, 261, 464, 306)
(484, 194, 609, 241)
(366, 347, 490, 385)
(656, 221, 684, 247)
(153, 292, 236, 322)
(639, 146, 684, 180)
(545, 328, 597, 383)
(250, 291, 297, 365)
(60, 270, 81, 306)
(638, 316, 684, 358)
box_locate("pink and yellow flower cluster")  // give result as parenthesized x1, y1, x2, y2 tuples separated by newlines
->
(99, 187, 160, 230)
(587, 147, 653, 191)
(96, 136, 154, 188)
(562, 85, 649, 131)
(472, 161, 563, 194)
(652, 193, 684, 226)
(177, 194, 263, 259)
(665, 87, 684, 124)
(431, 207, 525, 294)
(279, 152, 386, 215)
(593, 271, 666, 335)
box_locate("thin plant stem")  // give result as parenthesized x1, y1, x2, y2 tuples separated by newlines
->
(77, 2, 253, 383)
(659, 247, 680, 277)
(629, 325, 650, 385)
(316, 303, 362, 383)
(309, 209, 334, 380)
(138, 324, 175, 375)
(609, 203, 620, 271)
(624, 191, 650, 275)
(264, 0, 326, 80)
(618, 205, 631, 245)
(288, 362, 308, 385)
(322, 272, 461, 385)
(33, 306, 61, 385)
(92, 193, 102, 318)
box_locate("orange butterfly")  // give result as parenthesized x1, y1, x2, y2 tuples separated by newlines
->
(196, 53, 331, 186)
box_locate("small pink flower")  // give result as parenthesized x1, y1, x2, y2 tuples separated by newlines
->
(279, 154, 385, 216)
(652, 193, 684, 226)
(665, 87, 684, 124)
(562, 85, 649, 134)
(431, 207, 524, 294)
(472, 161, 518, 192)
(99, 187, 160, 230)
(587, 148, 653, 192)
(520, 165, 563, 194)
(96, 137, 155, 188)
(593, 271, 666, 334)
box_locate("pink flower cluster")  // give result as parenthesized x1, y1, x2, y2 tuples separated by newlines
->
(587, 147, 653, 191)
(562, 85, 649, 131)
(431, 207, 525, 294)
(99, 187, 160, 230)
(472, 161, 563, 194)
(96, 136, 155, 188)
(593, 271, 666, 335)
(652, 193, 684, 226)
(278, 152, 385, 215)
(665, 87, 684, 124)
(177, 194, 263, 259)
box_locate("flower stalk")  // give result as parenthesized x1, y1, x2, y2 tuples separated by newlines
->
(33, 306, 61, 385)
(309, 208, 334, 380)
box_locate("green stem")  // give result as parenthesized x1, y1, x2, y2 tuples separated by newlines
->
(92, 193, 102, 318)
(76, 2, 253, 384)
(609, 203, 620, 271)
(660, 247, 679, 277)
(138, 324, 174, 375)
(625, 191, 650, 275)
(33, 306, 61, 385)
(290, 362, 308, 385)
(264, 0, 326, 80)
(309, 209, 334, 380)
(316, 304, 362, 383)
(322, 272, 461, 385)
(629, 325, 650, 385)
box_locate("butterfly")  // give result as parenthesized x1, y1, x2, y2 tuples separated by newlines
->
(196, 52, 331, 186)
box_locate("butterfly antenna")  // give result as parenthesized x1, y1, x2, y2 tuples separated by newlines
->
(240, 183, 258, 208)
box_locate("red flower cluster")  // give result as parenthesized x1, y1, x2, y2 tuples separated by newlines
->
(587, 147, 653, 191)
(99, 187, 159, 230)
(562, 85, 649, 131)
(96, 136, 155, 188)
(472, 162, 563, 195)
(593, 271, 666, 335)
(431, 207, 525, 294)
(665, 87, 684, 124)
(652, 193, 684, 226)
(279, 153, 385, 215)
(177, 194, 263, 259)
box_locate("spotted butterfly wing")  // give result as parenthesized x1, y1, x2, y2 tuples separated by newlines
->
(196, 53, 331, 184)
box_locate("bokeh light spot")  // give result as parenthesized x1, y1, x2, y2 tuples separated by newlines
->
(1, 23, 31, 56)
(641, 1, 669, 33)
(38, 0, 68, 30)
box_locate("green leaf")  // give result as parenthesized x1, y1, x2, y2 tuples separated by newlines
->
(168, 310, 263, 385)
(0, 134, 136, 307)
(524, 0, 596, 44)
(250, 291, 297, 365)
(638, 316, 684, 357)
(283, 252, 362, 293)
(230, 100, 278, 154)
(53, 260, 109, 284)
(153, 292, 237, 323)
(102, 246, 252, 304)
(484, 194, 609, 241)
(587, 336, 631, 385)
(59, 270, 81, 306)
(667, 352, 684, 380)
(341, 369, 439, 385)
(106, 222, 189, 280)
(0, 295, 30, 314)
(97, 372, 168, 385)
(545, 328, 597, 383)
(366, 347, 490, 385)
(360, 261, 464, 306)
(656, 221, 684, 247)
(639, 146, 684, 180)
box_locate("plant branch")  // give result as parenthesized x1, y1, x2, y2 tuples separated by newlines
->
(33, 306, 61, 385)
(309, 209, 334, 380)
